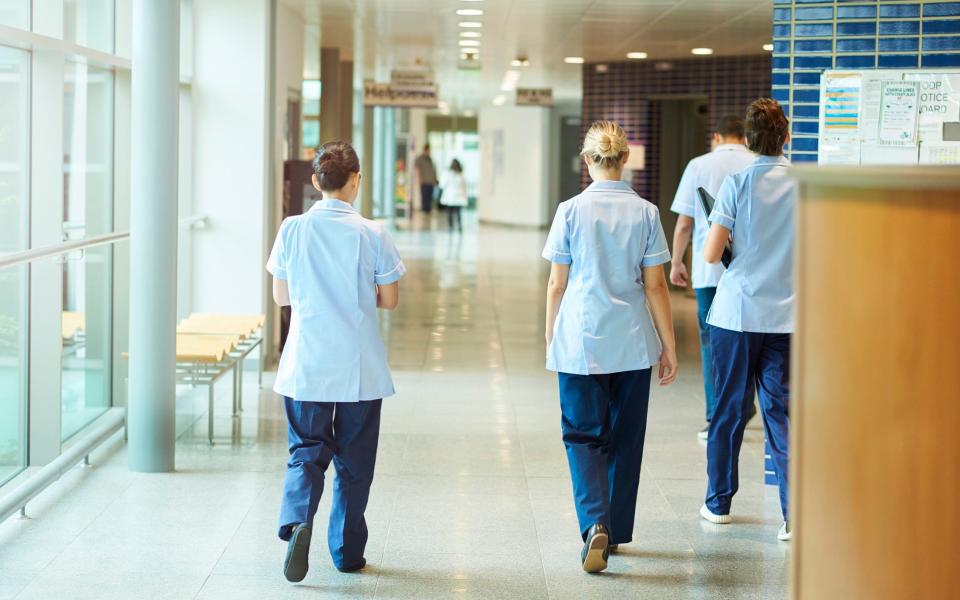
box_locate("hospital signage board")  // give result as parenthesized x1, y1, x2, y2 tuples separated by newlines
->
(363, 81, 439, 108)
(516, 88, 553, 106)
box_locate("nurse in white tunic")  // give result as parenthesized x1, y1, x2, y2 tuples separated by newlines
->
(267, 141, 406, 581)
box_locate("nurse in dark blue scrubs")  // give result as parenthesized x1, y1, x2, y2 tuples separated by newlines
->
(267, 141, 406, 581)
(543, 121, 679, 573)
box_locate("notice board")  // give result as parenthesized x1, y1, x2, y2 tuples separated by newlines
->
(818, 69, 960, 166)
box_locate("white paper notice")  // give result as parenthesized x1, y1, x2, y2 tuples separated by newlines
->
(861, 71, 903, 143)
(819, 72, 863, 165)
(879, 81, 920, 146)
(919, 142, 960, 165)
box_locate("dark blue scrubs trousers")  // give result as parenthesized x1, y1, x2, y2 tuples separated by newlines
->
(705, 328, 790, 519)
(559, 369, 651, 544)
(278, 397, 382, 570)
(694, 287, 718, 421)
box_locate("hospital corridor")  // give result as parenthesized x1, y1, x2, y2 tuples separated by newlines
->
(0, 221, 786, 599)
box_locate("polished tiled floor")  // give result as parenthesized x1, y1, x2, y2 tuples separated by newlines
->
(0, 214, 788, 599)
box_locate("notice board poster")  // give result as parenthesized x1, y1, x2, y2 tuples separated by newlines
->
(878, 82, 920, 146)
(817, 69, 960, 165)
(818, 72, 862, 165)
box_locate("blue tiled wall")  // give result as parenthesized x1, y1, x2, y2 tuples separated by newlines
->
(774, 0, 960, 162)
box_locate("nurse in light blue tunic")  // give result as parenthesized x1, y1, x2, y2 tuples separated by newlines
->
(543, 121, 679, 574)
(267, 141, 406, 581)
(698, 99, 796, 542)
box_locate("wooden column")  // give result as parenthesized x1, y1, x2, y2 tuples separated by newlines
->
(791, 166, 960, 600)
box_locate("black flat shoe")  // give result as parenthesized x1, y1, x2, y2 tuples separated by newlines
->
(283, 523, 312, 583)
(581, 523, 610, 573)
(337, 557, 366, 573)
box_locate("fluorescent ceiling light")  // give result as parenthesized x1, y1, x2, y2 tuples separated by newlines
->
(492, 94, 507, 106)
(626, 52, 647, 60)
(564, 56, 584, 64)
(762, 43, 774, 52)
(460, 31, 481, 38)
(691, 47, 714, 55)
(511, 58, 530, 67)
(459, 21, 483, 28)
(456, 9, 483, 16)
(459, 39, 480, 47)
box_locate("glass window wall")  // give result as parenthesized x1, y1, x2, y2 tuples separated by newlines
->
(0, 46, 30, 483)
(61, 60, 114, 441)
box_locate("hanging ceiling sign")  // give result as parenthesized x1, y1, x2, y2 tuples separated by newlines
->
(389, 69, 436, 90)
(363, 81, 439, 108)
(516, 88, 553, 106)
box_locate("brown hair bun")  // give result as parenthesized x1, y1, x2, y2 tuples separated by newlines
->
(313, 141, 360, 191)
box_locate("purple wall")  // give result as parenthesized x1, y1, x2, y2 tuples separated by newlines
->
(581, 55, 772, 205)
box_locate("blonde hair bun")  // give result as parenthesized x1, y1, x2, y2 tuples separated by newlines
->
(581, 121, 628, 168)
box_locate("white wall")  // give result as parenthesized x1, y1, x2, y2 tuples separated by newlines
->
(478, 105, 552, 228)
(190, 0, 270, 313)
(265, 3, 305, 359)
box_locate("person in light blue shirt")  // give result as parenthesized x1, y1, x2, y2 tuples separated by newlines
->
(670, 115, 756, 437)
(543, 121, 678, 573)
(698, 99, 796, 543)
(267, 141, 406, 580)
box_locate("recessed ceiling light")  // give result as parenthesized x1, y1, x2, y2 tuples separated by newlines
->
(762, 43, 774, 52)
(691, 47, 714, 55)
(460, 31, 481, 38)
(461, 47, 479, 53)
(626, 52, 648, 60)
(459, 21, 483, 28)
(459, 40, 480, 47)
(493, 94, 507, 106)
(511, 58, 530, 67)
(456, 8, 483, 16)
(564, 56, 584, 64)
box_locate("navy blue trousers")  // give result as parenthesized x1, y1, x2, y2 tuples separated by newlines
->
(559, 369, 651, 544)
(278, 397, 381, 570)
(694, 287, 718, 422)
(706, 328, 790, 519)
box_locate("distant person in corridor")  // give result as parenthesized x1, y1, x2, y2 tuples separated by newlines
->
(267, 141, 406, 581)
(699, 98, 796, 542)
(415, 143, 438, 213)
(670, 115, 757, 439)
(543, 121, 679, 574)
(440, 158, 467, 232)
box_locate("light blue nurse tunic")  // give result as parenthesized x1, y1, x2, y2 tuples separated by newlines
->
(542, 180, 671, 375)
(671, 144, 756, 289)
(266, 199, 406, 402)
(706, 155, 797, 333)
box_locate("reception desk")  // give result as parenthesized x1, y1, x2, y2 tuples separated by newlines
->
(790, 166, 960, 600)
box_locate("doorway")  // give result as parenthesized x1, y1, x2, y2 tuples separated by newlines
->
(655, 97, 708, 285)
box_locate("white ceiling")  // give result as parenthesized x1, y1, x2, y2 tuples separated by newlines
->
(281, 0, 774, 113)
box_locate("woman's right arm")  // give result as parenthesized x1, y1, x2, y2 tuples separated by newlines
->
(642, 264, 678, 386)
(273, 277, 291, 307)
(545, 263, 569, 345)
(377, 282, 399, 310)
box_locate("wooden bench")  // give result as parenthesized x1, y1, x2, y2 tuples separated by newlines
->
(172, 333, 243, 445)
(177, 313, 266, 413)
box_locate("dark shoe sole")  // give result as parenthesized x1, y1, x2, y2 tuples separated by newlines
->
(283, 526, 312, 583)
(582, 531, 609, 573)
(337, 558, 366, 573)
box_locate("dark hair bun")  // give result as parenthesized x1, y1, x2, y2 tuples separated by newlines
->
(745, 99, 788, 157)
(313, 141, 360, 191)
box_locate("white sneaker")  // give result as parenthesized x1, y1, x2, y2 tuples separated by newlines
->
(700, 504, 732, 524)
(697, 425, 709, 440)
(778, 522, 792, 541)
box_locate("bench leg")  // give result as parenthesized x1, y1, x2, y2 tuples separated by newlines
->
(257, 344, 263, 388)
(237, 358, 244, 413)
(208, 383, 215, 446)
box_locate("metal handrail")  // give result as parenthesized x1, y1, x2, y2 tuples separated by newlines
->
(0, 215, 208, 270)
(0, 408, 126, 524)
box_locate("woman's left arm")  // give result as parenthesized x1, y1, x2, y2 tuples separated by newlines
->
(545, 263, 569, 345)
(703, 223, 731, 264)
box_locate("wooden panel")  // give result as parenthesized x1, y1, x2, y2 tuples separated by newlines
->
(792, 183, 960, 599)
